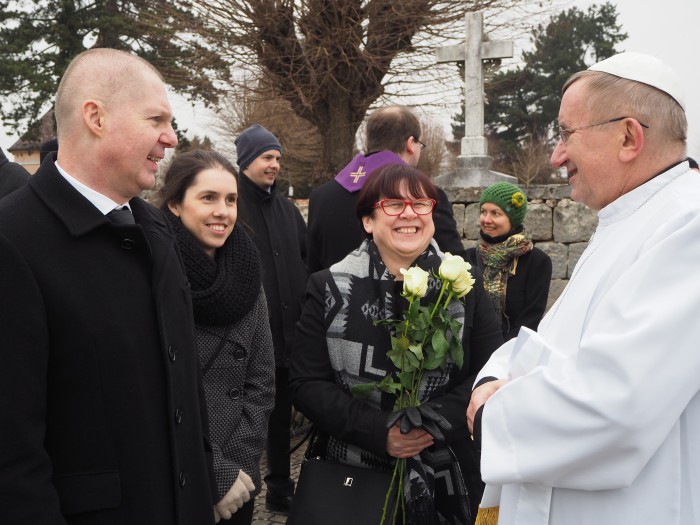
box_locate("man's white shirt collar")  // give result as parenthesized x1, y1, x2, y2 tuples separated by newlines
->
(55, 161, 131, 215)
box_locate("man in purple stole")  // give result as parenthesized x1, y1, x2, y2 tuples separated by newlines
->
(307, 105, 466, 273)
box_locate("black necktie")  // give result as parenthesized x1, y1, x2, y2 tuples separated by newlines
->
(107, 206, 135, 225)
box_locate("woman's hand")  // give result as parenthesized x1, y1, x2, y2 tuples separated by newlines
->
(467, 379, 506, 434)
(386, 423, 434, 458)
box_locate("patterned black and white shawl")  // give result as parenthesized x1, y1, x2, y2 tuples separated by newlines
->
(323, 238, 471, 524)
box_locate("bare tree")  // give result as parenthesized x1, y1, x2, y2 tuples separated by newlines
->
(172, 0, 554, 182)
(495, 134, 553, 186)
(415, 118, 449, 179)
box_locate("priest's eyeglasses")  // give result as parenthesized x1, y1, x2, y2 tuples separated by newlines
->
(557, 116, 649, 144)
(373, 198, 436, 216)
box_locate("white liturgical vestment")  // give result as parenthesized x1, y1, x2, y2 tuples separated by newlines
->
(476, 161, 700, 524)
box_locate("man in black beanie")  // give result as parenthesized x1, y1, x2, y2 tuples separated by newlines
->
(235, 124, 307, 515)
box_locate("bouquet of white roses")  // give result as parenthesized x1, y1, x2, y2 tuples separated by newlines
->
(352, 253, 475, 525)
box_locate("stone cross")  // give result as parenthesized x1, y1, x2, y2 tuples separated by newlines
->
(436, 11, 514, 157)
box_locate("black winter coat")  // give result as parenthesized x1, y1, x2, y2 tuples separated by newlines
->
(237, 174, 308, 367)
(465, 246, 552, 340)
(0, 161, 214, 524)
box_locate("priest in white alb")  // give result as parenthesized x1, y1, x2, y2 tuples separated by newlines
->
(467, 52, 700, 525)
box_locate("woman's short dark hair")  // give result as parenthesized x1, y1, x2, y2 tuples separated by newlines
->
(356, 164, 439, 221)
(155, 150, 237, 208)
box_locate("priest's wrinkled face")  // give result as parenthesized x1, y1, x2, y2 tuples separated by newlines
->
(550, 78, 629, 212)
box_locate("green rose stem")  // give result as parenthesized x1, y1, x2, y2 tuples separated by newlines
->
(380, 279, 456, 525)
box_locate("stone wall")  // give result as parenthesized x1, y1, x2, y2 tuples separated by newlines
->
(443, 184, 598, 310)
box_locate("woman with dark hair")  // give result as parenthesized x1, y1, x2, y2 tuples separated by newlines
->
(156, 150, 275, 524)
(289, 164, 503, 524)
(465, 182, 552, 341)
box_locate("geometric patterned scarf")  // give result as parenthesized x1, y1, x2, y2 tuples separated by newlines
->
(323, 239, 471, 524)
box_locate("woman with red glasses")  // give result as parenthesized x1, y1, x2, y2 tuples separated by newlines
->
(290, 164, 503, 524)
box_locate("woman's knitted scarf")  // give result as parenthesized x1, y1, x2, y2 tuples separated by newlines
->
(324, 239, 471, 524)
(476, 226, 533, 324)
(164, 207, 261, 326)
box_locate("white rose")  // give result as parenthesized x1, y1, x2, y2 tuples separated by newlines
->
(439, 253, 472, 283)
(451, 272, 475, 298)
(399, 267, 429, 299)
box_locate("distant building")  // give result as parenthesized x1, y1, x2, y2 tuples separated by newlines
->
(8, 110, 56, 174)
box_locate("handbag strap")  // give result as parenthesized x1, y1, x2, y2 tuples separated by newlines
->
(293, 424, 328, 461)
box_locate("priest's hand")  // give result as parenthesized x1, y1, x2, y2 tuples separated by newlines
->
(386, 423, 434, 458)
(467, 379, 506, 434)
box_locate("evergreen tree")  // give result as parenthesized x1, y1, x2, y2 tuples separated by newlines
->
(453, 2, 626, 181)
(0, 0, 229, 138)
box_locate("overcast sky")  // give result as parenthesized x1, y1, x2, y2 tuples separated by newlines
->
(575, 0, 700, 157)
(2, 0, 698, 159)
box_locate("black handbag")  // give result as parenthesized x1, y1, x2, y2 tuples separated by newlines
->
(287, 427, 397, 525)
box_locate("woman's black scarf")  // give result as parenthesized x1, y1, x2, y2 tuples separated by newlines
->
(164, 207, 261, 326)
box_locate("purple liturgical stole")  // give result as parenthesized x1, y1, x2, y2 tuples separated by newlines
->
(334, 151, 406, 193)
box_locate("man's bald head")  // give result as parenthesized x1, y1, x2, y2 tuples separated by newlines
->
(55, 48, 163, 141)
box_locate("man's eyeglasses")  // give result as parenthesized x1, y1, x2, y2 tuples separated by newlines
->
(373, 198, 436, 216)
(413, 137, 427, 150)
(557, 116, 649, 144)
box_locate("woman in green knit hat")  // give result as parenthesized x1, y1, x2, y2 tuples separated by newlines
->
(465, 182, 552, 340)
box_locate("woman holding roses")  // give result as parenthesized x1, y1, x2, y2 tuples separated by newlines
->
(465, 182, 552, 341)
(290, 164, 503, 524)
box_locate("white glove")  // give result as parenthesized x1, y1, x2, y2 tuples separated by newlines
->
(215, 470, 255, 520)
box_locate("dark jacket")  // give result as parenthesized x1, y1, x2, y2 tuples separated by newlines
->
(237, 174, 308, 367)
(307, 154, 467, 273)
(0, 161, 214, 524)
(465, 245, 552, 340)
(0, 147, 30, 199)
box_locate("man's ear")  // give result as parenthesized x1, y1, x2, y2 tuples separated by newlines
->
(619, 118, 645, 163)
(404, 136, 417, 156)
(82, 100, 106, 137)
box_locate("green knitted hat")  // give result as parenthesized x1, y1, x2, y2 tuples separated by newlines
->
(480, 182, 528, 227)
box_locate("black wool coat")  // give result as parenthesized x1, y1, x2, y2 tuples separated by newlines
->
(0, 161, 214, 524)
(307, 178, 467, 274)
(237, 174, 308, 367)
(465, 245, 552, 341)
